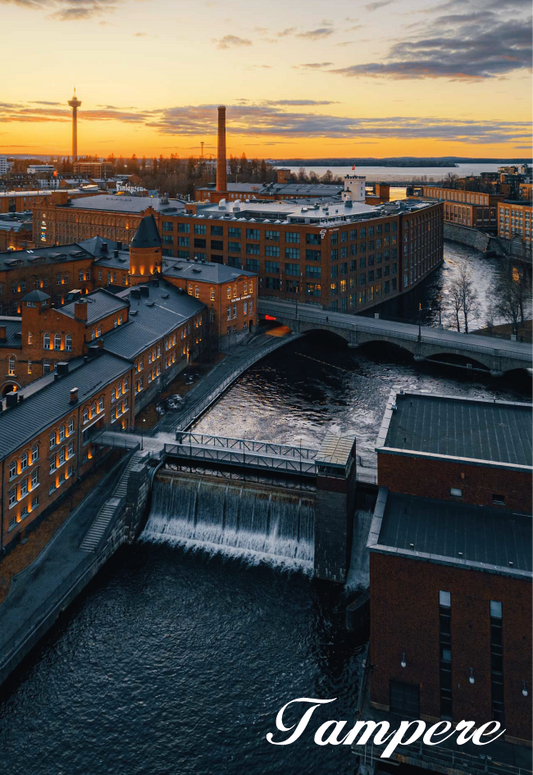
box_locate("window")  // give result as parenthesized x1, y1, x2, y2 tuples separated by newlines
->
(265, 261, 279, 274)
(439, 592, 453, 718)
(54, 334, 61, 350)
(20, 452, 28, 471)
(306, 233, 321, 246)
(31, 468, 39, 488)
(43, 333, 51, 350)
(246, 259, 259, 273)
(8, 355, 15, 376)
(229, 227, 241, 238)
(490, 601, 504, 723)
(285, 263, 299, 277)
(50, 432, 56, 449)
(194, 224, 207, 235)
(211, 225, 223, 236)
(228, 241, 241, 253)
(9, 488, 16, 508)
(265, 230, 279, 241)
(65, 334, 72, 352)
(285, 248, 300, 260)
(246, 244, 260, 255)
(68, 418, 74, 435)
(490, 601, 502, 619)
(178, 236, 190, 247)
(59, 425, 65, 442)
(450, 488, 462, 498)
(286, 232, 300, 243)
(439, 590, 451, 607)
(305, 249, 321, 261)
(492, 494, 505, 506)
(20, 478, 28, 498)
(265, 245, 280, 258)
(246, 228, 260, 240)
(178, 223, 190, 233)
(9, 460, 17, 480)
(27, 331, 33, 345)
(306, 265, 321, 278)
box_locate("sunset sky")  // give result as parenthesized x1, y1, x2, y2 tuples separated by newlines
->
(0, 0, 531, 159)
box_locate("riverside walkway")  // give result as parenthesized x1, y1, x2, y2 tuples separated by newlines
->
(258, 299, 532, 375)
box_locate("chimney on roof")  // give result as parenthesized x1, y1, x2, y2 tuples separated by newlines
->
(74, 298, 88, 322)
(216, 106, 227, 194)
(70, 387, 78, 403)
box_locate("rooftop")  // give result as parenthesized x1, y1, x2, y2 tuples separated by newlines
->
(0, 352, 131, 460)
(162, 258, 256, 283)
(369, 489, 532, 578)
(185, 198, 433, 226)
(60, 288, 129, 325)
(197, 182, 345, 196)
(0, 188, 89, 199)
(63, 194, 186, 215)
(131, 214, 161, 249)
(378, 392, 532, 469)
(102, 281, 204, 360)
(0, 316, 22, 349)
(0, 243, 93, 272)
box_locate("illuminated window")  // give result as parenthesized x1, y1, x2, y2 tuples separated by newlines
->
(210, 287, 215, 301)
(65, 334, 72, 351)
(8, 355, 15, 376)
(28, 331, 33, 345)
(54, 334, 61, 350)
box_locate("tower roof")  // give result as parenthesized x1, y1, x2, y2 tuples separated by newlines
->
(23, 289, 51, 303)
(130, 214, 161, 249)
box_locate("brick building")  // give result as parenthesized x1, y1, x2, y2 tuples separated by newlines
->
(32, 193, 184, 247)
(366, 392, 532, 751)
(0, 188, 98, 215)
(73, 161, 113, 178)
(497, 200, 532, 249)
(407, 185, 503, 232)
(0, 278, 206, 551)
(0, 213, 33, 252)
(159, 197, 443, 314)
(0, 215, 257, 394)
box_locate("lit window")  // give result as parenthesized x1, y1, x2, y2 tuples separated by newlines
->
(54, 334, 61, 350)
(8, 355, 15, 376)
(439, 591, 451, 607)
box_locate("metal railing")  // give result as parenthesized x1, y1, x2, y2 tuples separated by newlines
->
(163, 442, 317, 476)
(173, 432, 319, 460)
(258, 302, 532, 363)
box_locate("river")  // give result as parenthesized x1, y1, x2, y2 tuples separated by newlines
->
(0, 244, 530, 775)
(275, 162, 521, 183)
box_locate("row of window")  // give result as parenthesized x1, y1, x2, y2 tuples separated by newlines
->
(8, 468, 40, 509)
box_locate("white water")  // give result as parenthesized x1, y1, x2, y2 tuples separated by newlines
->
(142, 476, 315, 572)
(345, 510, 373, 591)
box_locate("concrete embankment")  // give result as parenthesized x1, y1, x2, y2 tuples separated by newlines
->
(444, 223, 532, 264)
(0, 451, 152, 688)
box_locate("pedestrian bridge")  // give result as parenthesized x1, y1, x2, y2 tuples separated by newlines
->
(258, 299, 532, 376)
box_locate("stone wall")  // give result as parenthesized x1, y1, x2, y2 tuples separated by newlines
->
(443, 223, 491, 252)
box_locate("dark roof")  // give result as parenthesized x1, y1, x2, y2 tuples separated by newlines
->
(379, 393, 532, 468)
(0, 244, 93, 272)
(77, 236, 131, 269)
(60, 289, 129, 325)
(0, 317, 22, 349)
(162, 259, 256, 283)
(102, 282, 204, 360)
(131, 214, 161, 249)
(372, 491, 532, 576)
(197, 182, 345, 196)
(23, 289, 51, 303)
(0, 352, 131, 460)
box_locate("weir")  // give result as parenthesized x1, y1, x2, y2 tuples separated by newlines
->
(142, 472, 315, 571)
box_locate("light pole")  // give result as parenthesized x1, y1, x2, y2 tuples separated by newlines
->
(418, 302, 422, 342)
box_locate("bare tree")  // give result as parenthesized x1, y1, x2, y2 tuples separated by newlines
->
(448, 265, 479, 333)
(447, 284, 463, 332)
(495, 259, 531, 337)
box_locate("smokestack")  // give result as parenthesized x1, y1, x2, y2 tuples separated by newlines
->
(216, 105, 227, 193)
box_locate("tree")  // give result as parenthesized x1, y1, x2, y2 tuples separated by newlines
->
(495, 258, 531, 337)
(448, 265, 478, 333)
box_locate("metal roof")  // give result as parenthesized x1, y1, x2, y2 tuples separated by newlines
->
(0, 243, 94, 272)
(131, 214, 161, 248)
(0, 317, 22, 349)
(316, 432, 355, 468)
(374, 491, 532, 576)
(60, 289, 129, 325)
(0, 352, 131, 460)
(380, 393, 532, 468)
(102, 282, 204, 360)
(64, 195, 185, 214)
(162, 259, 256, 284)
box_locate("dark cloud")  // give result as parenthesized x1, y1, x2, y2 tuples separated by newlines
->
(277, 27, 296, 37)
(0, 101, 528, 146)
(295, 27, 334, 40)
(213, 34, 252, 49)
(0, 0, 126, 19)
(331, 8, 532, 80)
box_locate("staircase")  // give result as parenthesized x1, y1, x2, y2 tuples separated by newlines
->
(79, 452, 142, 553)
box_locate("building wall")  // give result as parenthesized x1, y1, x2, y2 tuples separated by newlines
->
(1, 364, 134, 550)
(160, 204, 442, 314)
(0, 226, 33, 252)
(164, 271, 257, 341)
(32, 203, 160, 247)
(498, 201, 532, 248)
(369, 552, 532, 744)
(378, 452, 532, 513)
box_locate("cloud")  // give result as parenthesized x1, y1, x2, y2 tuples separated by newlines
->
(294, 62, 334, 70)
(213, 34, 252, 49)
(277, 27, 296, 37)
(295, 27, 334, 40)
(30, 100, 62, 106)
(345, 24, 363, 31)
(134, 31, 146, 36)
(0, 100, 528, 147)
(0, 0, 121, 20)
(331, 5, 532, 80)
(365, 1, 392, 9)
(265, 99, 338, 105)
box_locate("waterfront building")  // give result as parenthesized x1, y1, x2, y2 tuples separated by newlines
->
(0, 279, 206, 551)
(366, 392, 532, 753)
(407, 185, 503, 232)
(497, 200, 532, 249)
(160, 197, 443, 314)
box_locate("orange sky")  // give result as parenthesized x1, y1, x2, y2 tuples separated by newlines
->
(1, 0, 531, 159)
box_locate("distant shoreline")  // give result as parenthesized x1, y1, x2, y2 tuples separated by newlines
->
(270, 158, 530, 167)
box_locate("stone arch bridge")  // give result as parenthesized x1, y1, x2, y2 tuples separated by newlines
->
(258, 300, 532, 376)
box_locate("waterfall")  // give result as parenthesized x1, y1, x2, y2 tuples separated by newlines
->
(141, 475, 315, 572)
(345, 510, 373, 591)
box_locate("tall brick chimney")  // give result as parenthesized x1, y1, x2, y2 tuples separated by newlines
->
(216, 105, 227, 193)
